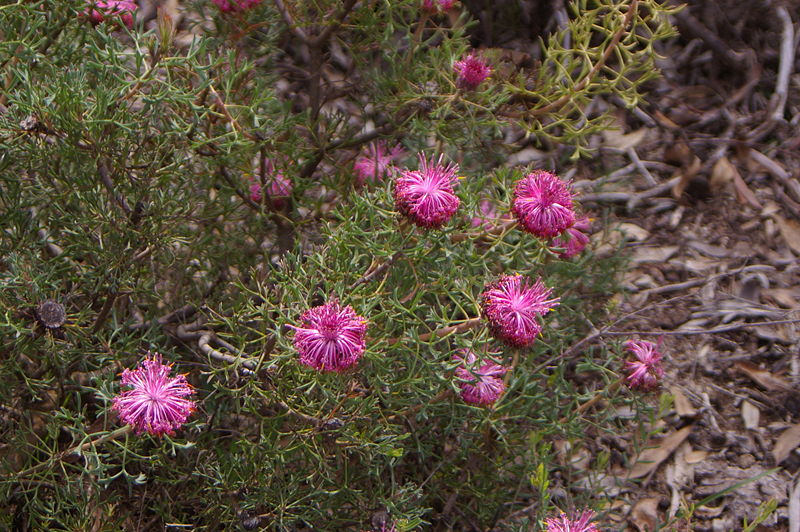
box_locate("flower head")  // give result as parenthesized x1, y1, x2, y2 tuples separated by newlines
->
(454, 53, 492, 91)
(545, 510, 598, 532)
(354, 142, 404, 187)
(512, 170, 576, 238)
(454, 350, 507, 405)
(112, 353, 196, 436)
(85, 0, 137, 28)
(212, 0, 261, 12)
(624, 339, 664, 390)
(249, 159, 293, 209)
(394, 154, 460, 229)
(552, 216, 591, 258)
(290, 300, 368, 372)
(481, 274, 560, 348)
(422, 0, 457, 12)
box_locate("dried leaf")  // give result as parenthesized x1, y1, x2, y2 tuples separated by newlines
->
(603, 127, 647, 151)
(670, 387, 696, 417)
(763, 287, 800, 309)
(630, 497, 660, 532)
(631, 246, 679, 264)
(710, 157, 761, 207)
(627, 426, 694, 479)
(774, 215, 800, 255)
(671, 156, 702, 199)
(774, 424, 800, 464)
(735, 361, 792, 392)
(741, 400, 760, 430)
(684, 450, 708, 464)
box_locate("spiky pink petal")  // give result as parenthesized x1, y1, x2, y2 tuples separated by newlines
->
(624, 340, 664, 390)
(354, 142, 404, 187)
(454, 350, 507, 405)
(553, 216, 591, 258)
(394, 154, 460, 229)
(290, 300, 368, 372)
(512, 170, 576, 238)
(480, 274, 560, 348)
(453, 53, 492, 90)
(545, 510, 598, 532)
(112, 353, 196, 437)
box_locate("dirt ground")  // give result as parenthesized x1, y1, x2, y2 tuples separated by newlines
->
(564, 1, 800, 529)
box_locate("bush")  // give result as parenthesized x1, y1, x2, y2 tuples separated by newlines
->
(0, 0, 676, 529)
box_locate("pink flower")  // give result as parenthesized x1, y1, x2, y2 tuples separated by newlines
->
(85, 0, 137, 28)
(422, 0, 457, 12)
(290, 300, 368, 372)
(394, 154, 460, 229)
(453, 53, 492, 90)
(481, 274, 560, 348)
(552, 216, 591, 258)
(624, 340, 664, 390)
(353, 142, 404, 187)
(470, 198, 498, 229)
(212, 0, 261, 12)
(249, 159, 293, 209)
(545, 510, 598, 532)
(454, 350, 507, 405)
(512, 170, 576, 238)
(111, 353, 197, 437)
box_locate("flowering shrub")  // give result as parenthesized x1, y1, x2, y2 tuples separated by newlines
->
(0, 0, 677, 529)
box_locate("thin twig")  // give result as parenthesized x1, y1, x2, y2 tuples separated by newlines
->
(273, 0, 308, 41)
(97, 159, 132, 215)
(770, 5, 794, 121)
(350, 252, 402, 289)
(601, 317, 800, 337)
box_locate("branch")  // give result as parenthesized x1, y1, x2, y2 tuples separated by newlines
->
(525, 0, 640, 118)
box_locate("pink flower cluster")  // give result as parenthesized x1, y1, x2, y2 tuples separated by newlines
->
(394, 154, 460, 229)
(354, 142, 404, 187)
(454, 53, 492, 91)
(290, 300, 369, 372)
(212, 0, 261, 13)
(545, 510, 598, 532)
(454, 350, 506, 406)
(512, 170, 576, 238)
(112, 353, 197, 437)
(481, 274, 560, 348)
(85, 0, 137, 28)
(624, 339, 664, 390)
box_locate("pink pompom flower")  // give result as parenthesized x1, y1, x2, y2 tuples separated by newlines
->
(249, 159, 293, 209)
(512, 170, 576, 238)
(453, 53, 492, 91)
(353, 141, 404, 187)
(289, 300, 368, 373)
(545, 510, 599, 532)
(85, 0, 138, 28)
(453, 350, 507, 406)
(111, 353, 197, 437)
(624, 339, 664, 390)
(552, 216, 591, 258)
(394, 154, 460, 229)
(481, 274, 560, 348)
(212, 0, 261, 12)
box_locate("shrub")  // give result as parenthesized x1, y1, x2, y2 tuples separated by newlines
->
(0, 0, 676, 529)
